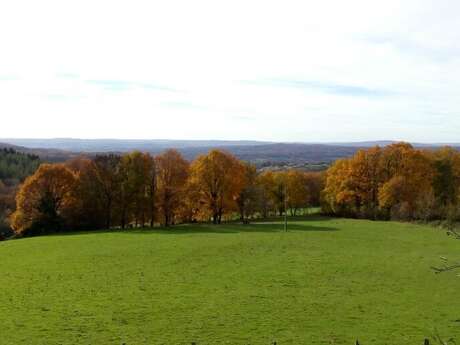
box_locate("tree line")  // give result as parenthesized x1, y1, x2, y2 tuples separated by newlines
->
(10, 149, 324, 236)
(322, 142, 460, 222)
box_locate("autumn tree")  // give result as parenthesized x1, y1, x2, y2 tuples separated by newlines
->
(286, 170, 310, 216)
(143, 153, 157, 227)
(303, 172, 325, 207)
(65, 157, 107, 230)
(91, 155, 122, 229)
(323, 142, 436, 220)
(156, 149, 189, 226)
(235, 162, 260, 223)
(11, 164, 77, 235)
(271, 171, 288, 216)
(378, 144, 434, 220)
(178, 178, 203, 223)
(256, 171, 277, 218)
(0, 180, 16, 237)
(429, 147, 460, 219)
(322, 159, 353, 216)
(116, 151, 155, 229)
(349, 147, 383, 218)
(190, 150, 245, 224)
(125, 152, 156, 227)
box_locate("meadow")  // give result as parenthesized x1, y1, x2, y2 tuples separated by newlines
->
(1, 216, 459, 345)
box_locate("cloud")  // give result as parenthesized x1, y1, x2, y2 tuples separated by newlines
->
(56, 73, 79, 80)
(45, 94, 84, 102)
(245, 79, 397, 98)
(161, 101, 209, 111)
(230, 115, 255, 122)
(361, 34, 460, 63)
(86, 79, 180, 92)
(0, 75, 19, 81)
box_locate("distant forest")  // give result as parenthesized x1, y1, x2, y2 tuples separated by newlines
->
(0, 149, 41, 237)
(0, 148, 40, 184)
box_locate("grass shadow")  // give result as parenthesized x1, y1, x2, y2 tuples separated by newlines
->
(121, 216, 339, 235)
(35, 215, 338, 238)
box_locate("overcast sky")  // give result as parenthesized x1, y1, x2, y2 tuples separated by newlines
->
(0, 0, 459, 142)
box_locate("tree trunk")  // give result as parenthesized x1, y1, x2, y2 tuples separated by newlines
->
(217, 209, 223, 224)
(106, 198, 112, 229)
(121, 206, 126, 229)
(164, 212, 169, 227)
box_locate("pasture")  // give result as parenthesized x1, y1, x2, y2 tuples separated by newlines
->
(0, 216, 459, 344)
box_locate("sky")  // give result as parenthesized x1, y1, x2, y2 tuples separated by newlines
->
(0, 0, 459, 142)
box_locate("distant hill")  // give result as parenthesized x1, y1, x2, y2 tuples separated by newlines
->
(0, 138, 268, 153)
(329, 140, 460, 148)
(1, 138, 459, 165)
(0, 139, 361, 164)
(0, 142, 80, 162)
(177, 143, 361, 163)
(330, 140, 399, 147)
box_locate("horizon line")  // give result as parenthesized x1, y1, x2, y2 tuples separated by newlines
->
(1, 137, 460, 146)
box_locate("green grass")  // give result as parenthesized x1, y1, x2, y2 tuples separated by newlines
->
(1, 217, 460, 345)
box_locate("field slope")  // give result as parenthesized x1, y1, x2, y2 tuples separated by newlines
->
(1, 217, 459, 345)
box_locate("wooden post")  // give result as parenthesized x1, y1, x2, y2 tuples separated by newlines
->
(284, 183, 288, 232)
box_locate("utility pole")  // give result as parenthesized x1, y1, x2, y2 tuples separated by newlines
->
(284, 182, 288, 232)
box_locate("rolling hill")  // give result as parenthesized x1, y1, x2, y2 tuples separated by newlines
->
(1, 139, 459, 165)
(0, 216, 459, 344)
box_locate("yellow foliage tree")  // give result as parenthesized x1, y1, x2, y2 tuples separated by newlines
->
(189, 150, 245, 224)
(256, 171, 277, 218)
(286, 170, 310, 216)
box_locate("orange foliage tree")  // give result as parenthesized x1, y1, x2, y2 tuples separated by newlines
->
(156, 149, 189, 226)
(323, 143, 438, 220)
(65, 157, 107, 230)
(235, 162, 260, 223)
(11, 164, 77, 235)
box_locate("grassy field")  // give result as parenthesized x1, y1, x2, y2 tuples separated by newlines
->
(1, 216, 460, 345)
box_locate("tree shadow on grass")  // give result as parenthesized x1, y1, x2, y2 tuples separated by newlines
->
(41, 215, 338, 237)
(121, 219, 339, 235)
